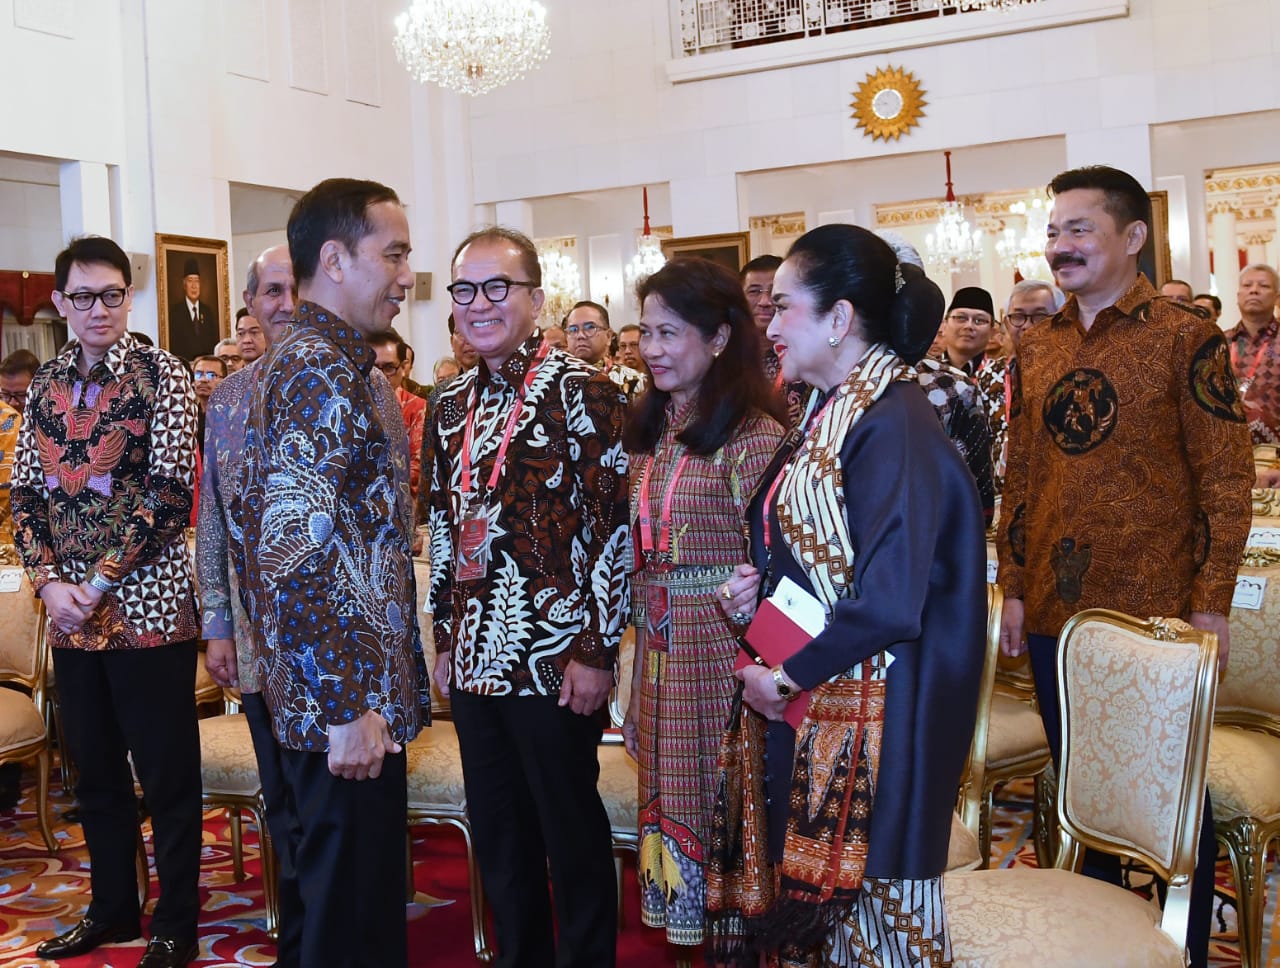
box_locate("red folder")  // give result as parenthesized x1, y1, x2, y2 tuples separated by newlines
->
(734, 597, 815, 730)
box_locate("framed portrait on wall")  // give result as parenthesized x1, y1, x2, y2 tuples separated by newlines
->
(660, 232, 751, 275)
(155, 234, 230, 362)
(1139, 191, 1172, 288)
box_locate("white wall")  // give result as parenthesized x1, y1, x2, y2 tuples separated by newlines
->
(0, 0, 466, 370)
(0, 158, 62, 272)
(470, 0, 1280, 280)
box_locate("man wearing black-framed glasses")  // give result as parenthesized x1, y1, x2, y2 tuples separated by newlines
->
(425, 226, 628, 968)
(14, 235, 202, 968)
(564, 300, 645, 399)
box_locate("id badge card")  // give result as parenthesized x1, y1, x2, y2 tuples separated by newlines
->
(456, 501, 491, 582)
(646, 583, 671, 652)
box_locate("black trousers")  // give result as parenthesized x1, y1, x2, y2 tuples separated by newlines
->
(451, 691, 617, 968)
(275, 742, 408, 968)
(53, 639, 203, 941)
(1028, 632, 1217, 968)
(241, 691, 303, 968)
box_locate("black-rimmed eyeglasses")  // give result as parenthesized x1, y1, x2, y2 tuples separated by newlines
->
(447, 278, 536, 306)
(1005, 311, 1052, 328)
(59, 288, 128, 311)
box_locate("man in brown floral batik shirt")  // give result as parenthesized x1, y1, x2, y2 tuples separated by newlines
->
(424, 226, 629, 968)
(997, 166, 1252, 968)
(13, 236, 202, 968)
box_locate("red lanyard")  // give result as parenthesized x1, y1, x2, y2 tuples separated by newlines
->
(636, 451, 691, 561)
(460, 344, 549, 497)
(1003, 367, 1012, 423)
(1232, 338, 1268, 385)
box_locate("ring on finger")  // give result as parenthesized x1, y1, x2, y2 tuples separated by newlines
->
(730, 611, 751, 626)
(721, 584, 733, 600)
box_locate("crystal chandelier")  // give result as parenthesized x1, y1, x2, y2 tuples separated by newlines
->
(925, 151, 983, 273)
(995, 195, 1051, 279)
(537, 246, 582, 327)
(393, 0, 551, 98)
(625, 188, 666, 287)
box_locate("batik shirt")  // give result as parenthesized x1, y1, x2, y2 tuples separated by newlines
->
(231, 301, 428, 751)
(915, 357, 994, 521)
(11, 335, 199, 650)
(0, 401, 19, 545)
(997, 275, 1253, 637)
(761, 345, 808, 427)
(423, 333, 629, 696)
(196, 362, 267, 692)
(941, 350, 1009, 492)
(394, 385, 427, 499)
(1224, 318, 1280, 445)
(606, 363, 647, 400)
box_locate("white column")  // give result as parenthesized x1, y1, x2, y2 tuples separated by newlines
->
(669, 174, 740, 237)
(495, 200, 535, 237)
(1064, 126, 1154, 189)
(1211, 205, 1240, 322)
(59, 162, 113, 241)
(405, 80, 477, 374)
(1245, 233, 1270, 268)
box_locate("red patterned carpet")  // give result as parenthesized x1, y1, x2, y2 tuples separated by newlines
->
(0, 776, 1275, 966)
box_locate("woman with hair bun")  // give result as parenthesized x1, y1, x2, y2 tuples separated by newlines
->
(620, 257, 787, 953)
(709, 225, 987, 966)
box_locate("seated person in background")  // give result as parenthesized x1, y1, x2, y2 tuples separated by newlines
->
(0, 349, 39, 415)
(938, 286, 1007, 491)
(213, 337, 243, 374)
(565, 300, 646, 398)
(877, 232, 995, 518)
(542, 324, 568, 350)
(1160, 278, 1194, 303)
(433, 356, 461, 383)
(1194, 292, 1221, 324)
(1226, 264, 1280, 445)
(401, 344, 431, 402)
(368, 328, 427, 501)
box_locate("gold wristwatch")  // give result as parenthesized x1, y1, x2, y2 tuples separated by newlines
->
(772, 665, 798, 701)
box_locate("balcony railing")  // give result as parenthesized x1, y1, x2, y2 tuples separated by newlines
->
(666, 0, 1128, 83)
(680, 1, 999, 57)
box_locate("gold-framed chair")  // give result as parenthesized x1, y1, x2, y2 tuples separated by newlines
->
(1206, 556, 1280, 968)
(405, 554, 491, 962)
(0, 585, 57, 853)
(596, 626, 639, 922)
(196, 706, 279, 939)
(944, 610, 1220, 967)
(404, 721, 491, 962)
(951, 583, 1003, 872)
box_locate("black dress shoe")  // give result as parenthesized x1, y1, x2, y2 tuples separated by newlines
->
(136, 936, 199, 968)
(35, 915, 141, 959)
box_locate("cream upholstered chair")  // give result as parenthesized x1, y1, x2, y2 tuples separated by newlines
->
(596, 626, 639, 922)
(951, 583, 1003, 873)
(944, 610, 1220, 967)
(197, 705, 279, 939)
(405, 554, 492, 962)
(0, 583, 57, 853)
(1207, 559, 1280, 968)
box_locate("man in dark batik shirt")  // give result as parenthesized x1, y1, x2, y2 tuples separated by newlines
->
(742, 254, 807, 425)
(231, 179, 428, 968)
(14, 236, 202, 968)
(424, 227, 629, 968)
(1226, 263, 1280, 444)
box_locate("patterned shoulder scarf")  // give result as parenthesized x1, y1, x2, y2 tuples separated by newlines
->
(775, 343, 915, 612)
(707, 343, 915, 967)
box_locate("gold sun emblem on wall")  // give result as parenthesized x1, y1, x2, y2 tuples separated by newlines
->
(850, 66, 927, 141)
